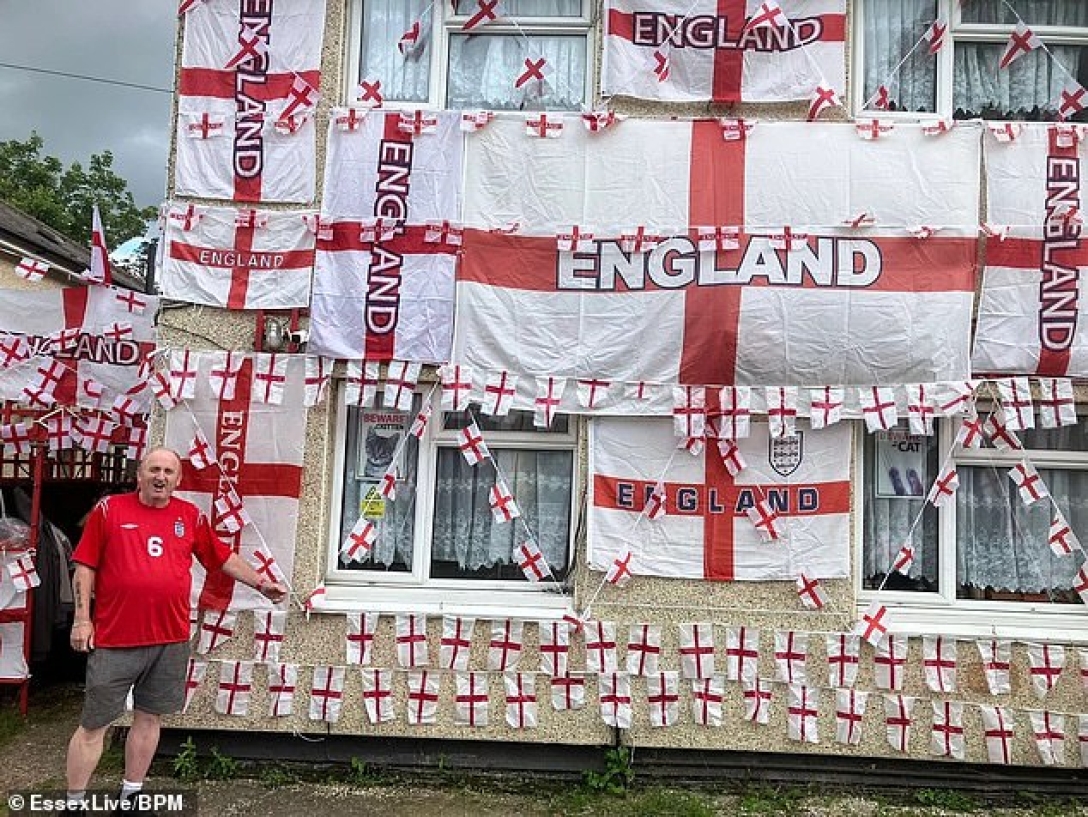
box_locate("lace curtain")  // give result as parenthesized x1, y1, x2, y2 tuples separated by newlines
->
(359, 0, 585, 109)
(863, 0, 1088, 116)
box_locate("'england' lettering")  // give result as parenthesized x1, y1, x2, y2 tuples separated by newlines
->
(1039, 154, 1081, 352)
(630, 13, 824, 51)
(557, 237, 882, 291)
(233, 0, 273, 180)
(198, 250, 286, 269)
(615, 482, 824, 515)
(22, 334, 143, 366)
(365, 138, 414, 335)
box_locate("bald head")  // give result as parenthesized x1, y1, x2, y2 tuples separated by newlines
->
(136, 447, 183, 508)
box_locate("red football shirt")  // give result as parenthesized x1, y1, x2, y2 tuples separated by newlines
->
(73, 492, 232, 648)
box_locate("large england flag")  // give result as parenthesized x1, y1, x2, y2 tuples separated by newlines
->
(453, 117, 979, 388)
(308, 109, 463, 361)
(0, 286, 158, 407)
(589, 418, 852, 580)
(175, 0, 327, 202)
(164, 353, 306, 613)
(973, 123, 1088, 377)
(603, 0, 847, 104)
(159, 204, 316, 310)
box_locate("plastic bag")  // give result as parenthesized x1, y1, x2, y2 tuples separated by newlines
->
(0, 516, 31, 551)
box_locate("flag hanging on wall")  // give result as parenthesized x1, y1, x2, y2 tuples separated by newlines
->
(602, 0, 847, 104)
(174, 0, 327, 202)
(588, 417, 851, 580)
(453, 117, 980, 388)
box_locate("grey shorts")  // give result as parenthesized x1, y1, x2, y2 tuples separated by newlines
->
(81, 642, 190, 730)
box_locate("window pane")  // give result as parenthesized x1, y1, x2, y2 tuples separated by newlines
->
(431, 448, 573, 580)
(447, 34, 586, 110)
(961, 0, 1088, 26)
(956, 465, 1085, 603)
(861, 0, 937, 113)
(360, 0, 431, 102)
(862, 428, 940, 592)
(1018, 418, 1088, 451)
(443, 409, 569, 433)
(953, 42, 1088, 120)
(339, 397, 420, 572)
(496, 0, 581, 16)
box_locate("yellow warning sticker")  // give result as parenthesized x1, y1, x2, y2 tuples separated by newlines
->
(360, 486, 385, 518)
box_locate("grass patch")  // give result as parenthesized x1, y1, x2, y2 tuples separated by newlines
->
(0, 705, 26, 748)
(737, 783, 807, 815)
(913, 788, 981, 812)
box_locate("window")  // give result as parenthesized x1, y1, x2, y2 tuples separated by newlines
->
(860, 416, 1088, 638)
(857, 0, 1088, 121)
(348, 0, 593, 110)
(326, 388, 577, 614)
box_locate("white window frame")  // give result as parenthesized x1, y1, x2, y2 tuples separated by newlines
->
(344, 0, 597, 109)
(856, 417, 1088, 643)
(851, 0, 1088, 120)
(323, 387, 579, 618)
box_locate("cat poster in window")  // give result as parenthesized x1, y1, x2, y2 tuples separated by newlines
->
(874, 431, 927, 499)
(358, 409, 408, 480)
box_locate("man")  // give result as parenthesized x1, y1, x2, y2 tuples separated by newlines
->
(65, 447, 288, 813)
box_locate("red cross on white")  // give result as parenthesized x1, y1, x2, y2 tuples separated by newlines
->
(582, 110, 619, 132)
(1009, 461, 1048, 505)
(605, 548, 634, 587)
(482, 370, 517, 416)
(333, 106, 367, 132)
(302, 583, 326, 612)
(765, 386, 797, 439)
(1058, 81, 1088, 120)
(458, 421, 491, 465)
(1047, 509, 1081, 557)
(438, 615, 474, 671)
(774, 630, 808, 685)
(930, 700, 965, 759)
(746, 498, 781, 542)
(697, 225, 740, 252)
(181, 658, 207, 714)
(383, 360, 421, 411)
(398, 109, 438, 137)
(584, 620, 618, 674)
(224, 22, 269, 70)
(883, 693, 915, 752)
(504, 672, 538, 728)
(396, 613, 429, 667)
(252, 610, 286, 663)
(1029, 710, 1065, 766)
(625, 623, 661, 676)
(905, 384, 936, 436)
(185, 112, 225, 139)
(807, 84, 841, 121)
(1027, 643, 1065, 698)
(787, 683, 820, 744)
(125, 424, 147, 461)
(719, 117, 755, 141)
(197, 609, 237, 655)
(691, 676, 725, 726)
(462, 0, 501, 30)
(646, 671, 680, 728)
(1074, 564, 1088, 604)
(556, 225, 594, 253)
(935, 380, 976, 416)
(1037, 378, 1076, 428)
(7, 554, 40, 592)
(0, 336, 29, 370)
(309, 665, 346, 723)
(713, 386, 751, 441)
(551, 675, 586, 714)
(726, 626, 760, 683)
(639, 481, 667, 521)
(988, 121, 1023, 142)
(925, 18, 947, 54)
(109, 394, 141, 427)
(187, 428, 216, 471)
(672, 386, 706, 441)
(488, 619, 524, 671)
(215, 660, 253, 717)
(342, 611, 376, 666)
(715, 438, 747, 478)
(996, 377, 1034, 431)
(874, 635, 908, 691)
(577, 378, 611, 411)
(532, 375, 566, 429)
(678, 622, 716, 680)
(88, 204, 112, 286)
(652, 49, 670, 83)
(922, 118, 954, 138)
(360, 667, 395, 723)
(438, 364, 474, 411)
(927, 465, 959, 508)
(742, 677, 772, 724)
(406, 670, 441, 725)
(922, 635, 958, 693)
(855, 602, 891, 647)
(1000, 21, 1043, 69)
(742, 0, 786, 33)
(826, 632, 861, 688)
(980, 705, 1016, 764)
(408, 403, 432, 440)
(525, 113, 562, 138)
(206, 352, 243, 401)
(213, 488, 252, 534)
(424, 220, 464, 246)
(987, 411, 1025, 451)
(169, 349, 200, 400)
(345, 360, 380, 407)
(43, 415, 73, 453)
(147, 371, 177, 412)
(515, 540, 551, 582)
(859, 386, 898, 432)
(454, 672, 490, 726)
(539, 621, 571, 676)
(15, 257, 48, 281)
(768, 227, 808, 252)
(341, 517, 377, 563)
(856, 118, 894, 141)
(460, 110, 494, 132)
(873, 84, 891, 110)
(279, 73, 319, 124)
(835, 688, 868, 745)
(303, 355, 331, 407)
(356, 78, 384, 107)
(378, 465, 397, 500)
(398, 19, 423, 57)
(955, 411, 985, 449)
(74, 416, 117, 455)
(617, 226, 659, 254)
(795, 572, 827, 610)
(808, 386, 843, 430)
(598, 671, 632, 728)
(266, 662, 297, 718)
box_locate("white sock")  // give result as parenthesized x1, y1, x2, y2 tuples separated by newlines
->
(66, 790, 87, 807)
(121, 779, 143, 800)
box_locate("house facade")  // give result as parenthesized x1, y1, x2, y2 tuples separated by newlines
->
(147, 0, 1088, 770)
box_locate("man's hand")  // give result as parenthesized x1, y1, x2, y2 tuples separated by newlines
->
(256, 580, 288, 604)
(70, 620, 95, 652)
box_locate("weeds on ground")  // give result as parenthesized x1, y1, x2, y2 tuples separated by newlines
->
(913, 788, 980, 812)
(737, 783, 806, 815)
(547, 784, 719, 817)
(257, 764, 300, 788)
(205, 746, 240, 780)
(172, 736, 201, 783)
(582, 747, 634, 794)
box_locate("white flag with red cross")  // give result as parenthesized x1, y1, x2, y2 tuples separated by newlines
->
(883, 693, 915, 753)
(515, 540, 552, 583)
(395, 613, 429, 667)
(931, 700, 965, 760)
(439, 615, 475, 671)
(589, 418, 851, 581)
(488, 619, 524, 672)
(88, 205, 113, 286)
(539, 621, 571, 677)
(626, 623, 662, 676)
(406, 670, 441, 725)
(160, 204, 315, 310)
(691, 676, 725, 726)
(309, 109, 463, 362)
(787, 683, 820, 744)
(603, 0, 846, 105)
(977, 638, 1013, 695)
(165, 354, 306, 613)
(454, 672, 490, 727)
(181, 658, 207, 713)
(504, 672, 538, 729)
(1027, 643, 1065, 699)
(215, 660, 254, 716)
(999, 21, 1043, 69)
(922, 635, 958, 693)
(825, 632, 860, 688)
(267, 662, 298, 717)
(774, 630, 808, 685)
(646, 671, 680, 728)
(551, 675, 585, 711)
(196, 609, 237, 654)
(598, 671, 632, 728)
(174, 0, 326, 202)
(834, 688, 868, 745)
(309, 665, 345, 723)
(742, 677, 772, 724)
(346, 612, 378, 666)
(454, 119, 979, 391)
(1037, 378, 1076, 428)
(974, 123, 1088, 378)
(0, 287, 158, 408)
(678, 622, 716, 680)
(584, 620, 619, 675)
(980, 705, 1016, 764)
(361, 667, 396, 724)
(15, 257, 49, 282)
(1048, 509, 1082, 556)
(1029, 710, 1065, 766)
(253, 610, 287, 663)
(7, 554, 40, 592)
(726, 626, 760, 683)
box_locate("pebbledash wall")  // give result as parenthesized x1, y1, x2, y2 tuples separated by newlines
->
(159, 2, 1088, 769)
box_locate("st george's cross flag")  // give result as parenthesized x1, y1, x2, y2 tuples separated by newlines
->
(603, 0, 847, 104)
(0, 286, 158, 408)
(453, 118, 980, 391)
(308, 109, 464, 362)
(588, 417, 851, 580)
(164, 353, 306, 612)
(159, 204, 316, 309)
(973, 123, 1088, 377)
(175, 0, 327, 202)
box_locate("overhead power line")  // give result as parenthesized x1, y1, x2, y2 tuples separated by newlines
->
(0, 61, 172, 94)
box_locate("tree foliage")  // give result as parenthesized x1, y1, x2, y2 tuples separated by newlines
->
(0, 132, 156, 247)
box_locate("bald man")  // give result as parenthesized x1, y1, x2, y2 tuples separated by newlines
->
(64, 447, 287, 813)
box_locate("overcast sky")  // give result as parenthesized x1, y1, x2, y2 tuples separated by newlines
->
(0, 1, 176, 209)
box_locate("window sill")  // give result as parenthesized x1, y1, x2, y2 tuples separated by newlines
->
(318, 582, 573, 620)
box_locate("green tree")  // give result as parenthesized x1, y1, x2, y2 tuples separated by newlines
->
(0, 132, 156, 247)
